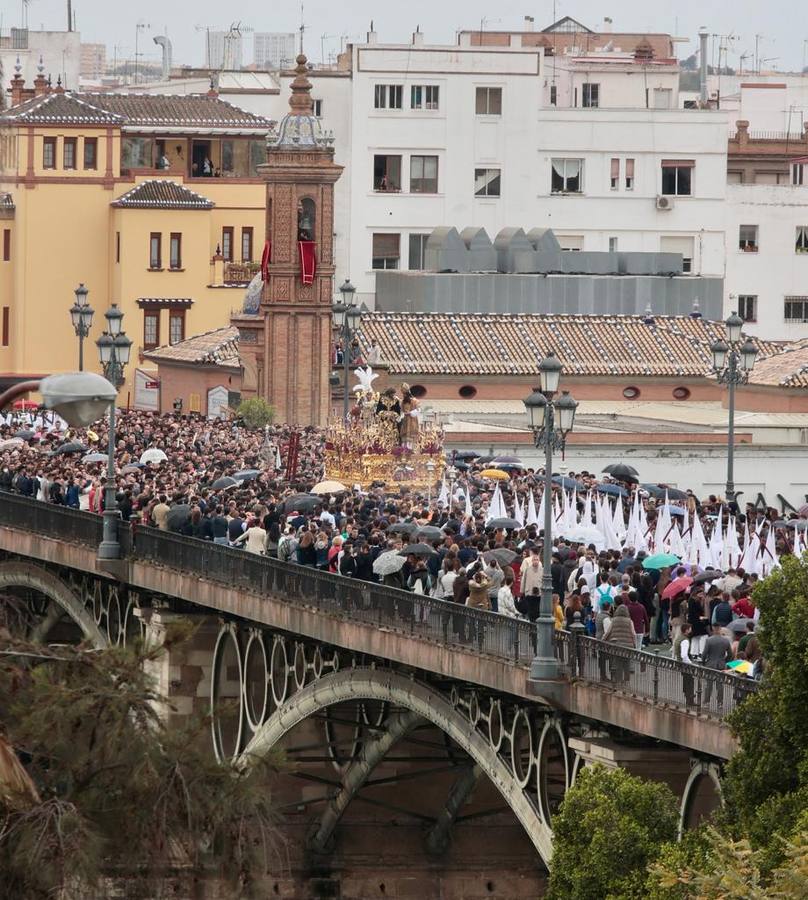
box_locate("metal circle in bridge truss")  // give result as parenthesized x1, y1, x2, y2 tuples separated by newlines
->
(510, 708, 534, 789)
(488, 698, 503, 752)
(449, 685, 460, 708)
(243, 631, 269, 732)
(467, 692, 481, 727)
(293, 642, 308, 690)
(312, 646, 324, 680)
(361, 699, 388, 728)
(106, 587, 122, 645)
(570, 752, 583, 786)
(270, 635, 290, 707)
(92, 582, 104, 624)
(536, 719, 569, 826)
(210, 625, 245, 763)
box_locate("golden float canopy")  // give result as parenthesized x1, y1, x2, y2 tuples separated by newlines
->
(481, 468, 510, 481)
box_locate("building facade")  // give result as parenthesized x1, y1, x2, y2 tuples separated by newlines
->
(253, 33, 296, 70)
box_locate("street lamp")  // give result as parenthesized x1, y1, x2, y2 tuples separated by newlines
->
(69, 283, 94, 371)
(523, 353, 578, 682)
(95, 304, 132, 561)
(426, 459, 436, 505)
(710, 311, 758, 506)
(333, 279, 361, 419)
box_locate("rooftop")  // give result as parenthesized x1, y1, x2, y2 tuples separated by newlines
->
(747, 339, 808, 388)
(144, 326, 239, 368)
(356, 313, 781, 379)
(0, 91, 271, 131)
(111, 180, 214, 210)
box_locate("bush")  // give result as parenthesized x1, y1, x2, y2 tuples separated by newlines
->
(547, 764, 679, 900)
(236, 397, 275, 430)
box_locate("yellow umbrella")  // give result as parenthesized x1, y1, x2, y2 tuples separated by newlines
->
(310, 479, 348, 494)
(86, 429, 99, 443)
(481, 468, 510, 481)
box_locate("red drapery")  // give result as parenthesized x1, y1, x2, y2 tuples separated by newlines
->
(260, 239, 271, 282)
(298, 240, 316, 285)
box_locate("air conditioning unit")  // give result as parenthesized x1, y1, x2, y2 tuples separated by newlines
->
(656, 194, 674, 210)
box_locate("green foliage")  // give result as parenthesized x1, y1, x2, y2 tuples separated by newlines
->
(236, 397, 275, 430)
(723, 554, 808, 866)
(0, 637, 281, 898)
(547, 764, 679, 900)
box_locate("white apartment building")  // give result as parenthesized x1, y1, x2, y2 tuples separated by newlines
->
(204, 31, 243, 71)
(254, 33, 296, 70)
(0, 28, 81, 95)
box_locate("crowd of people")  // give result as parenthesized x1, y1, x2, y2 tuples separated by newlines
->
(0, 407, 775, 685)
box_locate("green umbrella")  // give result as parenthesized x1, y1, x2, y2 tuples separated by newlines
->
(642, 553, 681, 570)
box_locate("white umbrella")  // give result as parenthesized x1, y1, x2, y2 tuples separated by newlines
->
(82, 452, 108, 464)
(373, 550, 407, 576)
(140, 448, 168, 465)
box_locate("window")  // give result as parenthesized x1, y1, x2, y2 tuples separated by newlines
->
(62, 138, 77, 170)
(408, 233, 429, 270)
(475, 87, 502, 115)
(169, 310, 185, 345)
(374, 84, 402, 109)
(582, 82, 599, 108)
(411, 85, 439, 110)
(660, 235, 694, 274)
(222, 227, 234, 262)
(610, 158, 619, 190)
(373, 154, 402, 191)
(474, 168, 501, 197)
(43, 137, 56, 169)
(121, 136, 153, 170)
(608, 236, 618, 253)
(551, 158, 583, 193)
(2, 229, 9, 262)
(372, 233, 400, 269)
(625, 158, 635, 190)
(738, 295, 758, 323)
(115, 231, 120, 264)
(83, 137, 98, 170)
(672, 386, 691, 400)
(623, 386, 641, 399)
(661, 160, 694, 196)
(143, 311, 160, 349)
(241, 227, 254, 262)
(784, 297, 808, 323)
(410, 155, 438, 193)
(739, 225, 759, 252)
(558, 235, 584, 251)
(149, 233, 162, 269)
(549, 85, 557, 106)
(313, 99, 323, 117)
(458, 384, 477, 399)
(1, 307, 8, 347)
(796, 227, 808, 254)
(793, 163, 806, 186)
(169, 233, 182, 270)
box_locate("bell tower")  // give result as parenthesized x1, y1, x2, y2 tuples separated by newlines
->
(234, 54, 342, 426)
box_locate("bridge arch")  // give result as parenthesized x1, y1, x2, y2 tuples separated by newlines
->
(239, 667, 555, 864)
(679, 760, 723, 838)
(0, 560, 107, 648)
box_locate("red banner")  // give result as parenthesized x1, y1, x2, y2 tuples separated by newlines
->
(298, 240, 316, 285)
(261, 239, 271, 282)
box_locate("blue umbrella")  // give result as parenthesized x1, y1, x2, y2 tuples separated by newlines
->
(661, 504, 686, 517)
(597, 483, 628, 497)
(552, 475, 584, 491)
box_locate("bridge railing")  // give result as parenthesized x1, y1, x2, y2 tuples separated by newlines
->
(130, 526, 540, 666)
(560, 631, 758, 718)
(0, 491, 103, 546)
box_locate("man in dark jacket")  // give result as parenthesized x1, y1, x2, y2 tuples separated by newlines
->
(702, 627, 732, 708)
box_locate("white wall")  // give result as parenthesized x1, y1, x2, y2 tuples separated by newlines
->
(547, 59, 680, 110)
(1, 30, 81, 98)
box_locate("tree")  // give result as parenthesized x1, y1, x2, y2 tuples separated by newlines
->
(722, 554, 808, 867)
(236, 397, 275, 430)
(547, 764, 679, 900)
(0, 633, 281, 898)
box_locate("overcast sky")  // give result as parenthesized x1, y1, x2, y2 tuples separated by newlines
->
(10, 0, 807, 72)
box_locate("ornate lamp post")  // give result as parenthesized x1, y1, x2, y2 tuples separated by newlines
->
(523, 353, 578, 681)
(69, 283, 94, 371)
(710, 311, 758, 505)
(332, 279, 361, 419)
(95, 304, 132, 561)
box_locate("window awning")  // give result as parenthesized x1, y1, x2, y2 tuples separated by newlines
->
(137, 298, 194, 309)
(661, 159, 695, 167)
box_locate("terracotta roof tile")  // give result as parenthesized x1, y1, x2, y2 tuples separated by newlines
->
(747, 339, 808, 388)
(112, 180, 213, 209)
(144, 326, 239, 367)
(0, 92, 124, 124)
(357, 313, 781, 379)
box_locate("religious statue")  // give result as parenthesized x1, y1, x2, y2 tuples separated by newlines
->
(352, 366, 379, 426)
(399, 383, 421, 449)
(375, 387, 401, 448)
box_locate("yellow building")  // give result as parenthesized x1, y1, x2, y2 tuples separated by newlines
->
(0, 82, 270, 406)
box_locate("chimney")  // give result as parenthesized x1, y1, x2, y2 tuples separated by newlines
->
(33, 55, 48, 96)
(699, 27, 709, 104)
(54, 76, 65, 94)
(603, 17, 613, 33)
(412, 26, 424, 47)
(8, 56, 25, 106)
(153, 35, 173, 82)
(524, 15, 535, 32)
(207, 74, 219, 98)
(367, 20, 378, 44)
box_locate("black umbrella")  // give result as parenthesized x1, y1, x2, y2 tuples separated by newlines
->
(234, 468, 261, 482)
(453, 461, 469, 470)
(640, 483, 666, 499)
(597, 483, 628, 497)
(483, 548, 517, 565)
(443, 519, 462, 534)
(398, 543, 438, 558)
(166, 504, 191, 532)
(416, 525, 444, 541)
(486, 517, 522, 531)
(603, 463, 639, 478)
(13, 429, 35, 440)
(282, 493, 320, 514)
(692, 569, 722, 585)
(493, 455, 524, 466)
(454, 450, 479, 460)
(388, 522, 418, 535)
(51, 441, 88, 455)
(476, 455, 496, 464)
(658, 486, 689, 501)
(212, 476, 238, 490)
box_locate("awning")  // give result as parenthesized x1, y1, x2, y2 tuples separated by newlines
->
(137, 298, 195, 309)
